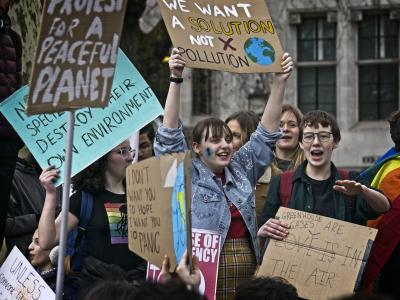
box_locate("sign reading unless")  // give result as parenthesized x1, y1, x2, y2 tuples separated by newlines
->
(0, 247, 55, 300)
(257, 207, 378, 300)
(127, 152, 192, 269)
(157, 0, 284, 73)
(0, 49, 163, 186)
(147, 228, 221, 300)
(27, 0, 128, 115)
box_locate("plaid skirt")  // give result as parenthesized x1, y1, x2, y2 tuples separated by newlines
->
(216, 238, 256, 300)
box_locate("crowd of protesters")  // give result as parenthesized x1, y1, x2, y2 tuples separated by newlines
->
(0, 1, 399, 299)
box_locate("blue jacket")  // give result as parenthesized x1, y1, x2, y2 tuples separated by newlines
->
(154, 123, 281, 263)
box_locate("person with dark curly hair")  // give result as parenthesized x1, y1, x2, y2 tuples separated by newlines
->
(233, 276, 298, 300)
(38, 140, 146, 299)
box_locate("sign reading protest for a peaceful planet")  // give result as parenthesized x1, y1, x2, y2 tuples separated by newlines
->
(157, 0, 284, 73)
(0, 247, 55, 300)
(147, 228, 221, 300)
(126, 152, 192, 269)
(256, 207, 378, 300)
(0, 49, 163, 186)
(27, 0, 128, 115)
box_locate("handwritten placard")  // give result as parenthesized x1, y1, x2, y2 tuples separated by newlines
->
(27, 0, 128, 114)
(147, 228, 220, 300)
(127, 152, 192, 269)
(157, 0, 284, 73)
(257, 207, 378, 299)
(0, 49, 163, 186)
(0, 247, 55, 300)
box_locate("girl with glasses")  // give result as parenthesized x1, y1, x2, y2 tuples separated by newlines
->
(37, 140, 146, 298)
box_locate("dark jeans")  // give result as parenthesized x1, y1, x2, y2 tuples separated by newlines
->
(0, 139, 19, 249)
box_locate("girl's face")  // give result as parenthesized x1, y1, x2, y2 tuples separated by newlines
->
(106, 140, 134, 181)
(277, 111, 300, 152)
(193, 128, 234, 173)
(28, 231, 50, 268)
(227, 119, 243, 152)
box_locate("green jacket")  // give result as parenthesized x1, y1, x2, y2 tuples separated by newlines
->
(260, 161, 380, 226)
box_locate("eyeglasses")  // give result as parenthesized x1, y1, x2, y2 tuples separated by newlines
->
(302, 132, 333, 143)
(113, 147, 136, 158)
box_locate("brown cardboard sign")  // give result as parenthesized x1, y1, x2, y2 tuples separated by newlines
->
(256, 207, 377, 300)
(27, 0, 128, 115)
(157, 0, 284, 73)
(126, 152, 192, 269)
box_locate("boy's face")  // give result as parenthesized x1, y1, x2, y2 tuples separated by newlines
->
(192, 128, 233, 173)
(300, 124, 337, 171)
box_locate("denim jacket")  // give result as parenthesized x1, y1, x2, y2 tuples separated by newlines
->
(154, 124, 281, 263)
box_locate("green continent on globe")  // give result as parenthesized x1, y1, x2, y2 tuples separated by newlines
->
(244, 37, 275, 66)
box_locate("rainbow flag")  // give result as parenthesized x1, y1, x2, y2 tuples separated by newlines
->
(105, 202, 128, 244)
(361, 147, 400, 292)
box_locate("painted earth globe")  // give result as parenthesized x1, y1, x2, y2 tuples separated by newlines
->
(244, 37, 275, 66)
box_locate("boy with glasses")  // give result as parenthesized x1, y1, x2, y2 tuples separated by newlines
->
(259, 110, 390, 241)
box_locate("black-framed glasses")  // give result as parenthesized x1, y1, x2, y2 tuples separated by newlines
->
(302, 132, 333, 143)
(113, 147, 136, 158)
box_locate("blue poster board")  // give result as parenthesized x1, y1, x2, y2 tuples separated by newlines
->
(0, 49, 163, 186)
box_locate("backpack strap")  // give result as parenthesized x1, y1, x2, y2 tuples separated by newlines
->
(79, 191, 93, 229)
(279, 171, 294, 207)
(337, 168, 355, 211)
(74, 191, 93, 248)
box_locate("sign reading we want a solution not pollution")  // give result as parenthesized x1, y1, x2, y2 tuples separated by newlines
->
(0, 50, 163, 186)
(27, 0, 128, 114)
(157, 0, 284, 73)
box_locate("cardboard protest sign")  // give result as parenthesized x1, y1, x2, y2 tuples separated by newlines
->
(256, 207, 378, 300)
(147, 228, 221, 300)
(157, 0, 284, 73)
(0, 49, 163, 186)
(0, 246, 55, 300)
(27, 0, 128, 114)
(126, 152, 192, 269)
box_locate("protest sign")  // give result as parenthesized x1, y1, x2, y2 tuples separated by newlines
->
(27, 0, 128, 114)
(0, 49, 163, 186)
(126, 152, 192, 269)
(0, 246, 55, 300)
(157, 0, 284, 73)
(147, 228, 221, 300)
(256, 207, 378, 300)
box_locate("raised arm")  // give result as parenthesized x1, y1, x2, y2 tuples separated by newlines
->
(38, 166, 78, 250)
(261, 53, 293, 132)
(163, 48, 186, 129)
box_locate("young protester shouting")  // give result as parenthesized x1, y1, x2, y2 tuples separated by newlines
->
(38, 140, 145, 298)
(154, 48, 293, 300)
(226, 105, 304, 226)
(259, 110, 390, 241)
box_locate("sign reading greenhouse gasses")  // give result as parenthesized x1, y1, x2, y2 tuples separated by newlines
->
(157, 0, 284, 73)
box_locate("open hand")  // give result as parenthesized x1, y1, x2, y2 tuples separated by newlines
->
(333, 180, 365, 196)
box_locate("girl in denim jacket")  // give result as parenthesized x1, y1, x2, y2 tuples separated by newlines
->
(155, 48, 293, 300)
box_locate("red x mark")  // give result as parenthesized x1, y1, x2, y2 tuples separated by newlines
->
(218, 37, 236, 51)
